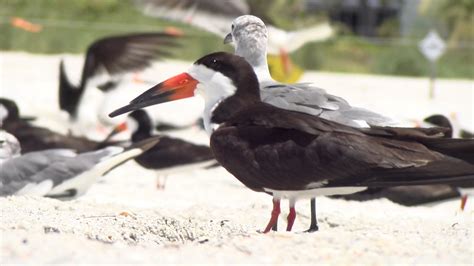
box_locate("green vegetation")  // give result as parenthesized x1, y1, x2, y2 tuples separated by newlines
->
(0, 0, 472, 79)
(293, 36, 473, 78)
(0, 0, 230, 59)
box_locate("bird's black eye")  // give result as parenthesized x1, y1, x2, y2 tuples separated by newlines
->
(231, 24, 235, 30)
(209, 58, 226, 71)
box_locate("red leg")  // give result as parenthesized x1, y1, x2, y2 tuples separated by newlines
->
(133, 73, 144, 84)
(156, 175, 167, 190)
(286, 206, 296, 231)
(263, 199, 281, 233)
(460, 195, 468, 211)
(279, 48, 291, 76)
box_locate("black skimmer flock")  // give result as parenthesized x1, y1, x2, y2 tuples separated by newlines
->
(0, 130, 159, 199)
(134, 0, 334, 82)
(109, 52, 474, 233)
(0, 98, 124, 153)
(107, 110, 217, 189)
(224, 15, 395, 231)
(59, 32, 181, 120)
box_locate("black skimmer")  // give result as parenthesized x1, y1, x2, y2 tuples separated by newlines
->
(59, 31, 181, 119)
(422, 115, 454, 137)
(0, 130, 159, 199)
(225, 15, 397, 231)
(0, 98, 123, 153)
(134, 0, 334, 82)
(107, 110, 217, 189)
(420, 114, 474, 210)
(109, 51, 474, 233)
(331, 185, 461, 206)
(332, 114, 474, 207)
(422, 114, 474, 139)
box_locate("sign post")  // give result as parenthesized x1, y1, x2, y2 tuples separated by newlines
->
(418, 30, 446, 99)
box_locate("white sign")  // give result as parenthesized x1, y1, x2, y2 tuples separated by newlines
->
(419, 30, 446, 62)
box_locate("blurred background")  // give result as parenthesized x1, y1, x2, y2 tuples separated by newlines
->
(1, 0, 473, 78)
(0, 2, 473, 263)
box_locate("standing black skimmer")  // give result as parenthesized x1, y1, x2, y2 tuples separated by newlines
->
(224, 15, 396, 231)
(107, 110, 217, 189)
(109, 52, 474, 233)
(59, 31, 181, 121)
(0, 130, 159, 199)
(0, 98, 123, 153)
(134, 0, 334, 82)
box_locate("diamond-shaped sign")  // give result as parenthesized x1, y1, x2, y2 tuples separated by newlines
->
(419, 30, 446, 62)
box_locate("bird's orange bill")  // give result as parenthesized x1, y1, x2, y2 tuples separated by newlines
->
(114, 121, 129, 134)
(103, 121, 129, 143)
(109, 72, 197, 117)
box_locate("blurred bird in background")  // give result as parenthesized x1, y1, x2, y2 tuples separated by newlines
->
(59, 32, 182, 140)
(133, 0, 334, 82)
(0, 130, 159, 199)
(0, 98, 126, 153)
(107, 110, 217, 189)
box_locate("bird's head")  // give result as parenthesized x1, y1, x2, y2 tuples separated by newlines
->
(224, 15, 268, 66)
(109, 52, 260, 133)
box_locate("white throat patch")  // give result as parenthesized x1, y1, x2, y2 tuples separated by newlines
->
(188, 64, 237, 135)
(127, 116, 140, 134)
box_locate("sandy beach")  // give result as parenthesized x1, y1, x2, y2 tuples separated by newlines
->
(1, 52, 473, 264)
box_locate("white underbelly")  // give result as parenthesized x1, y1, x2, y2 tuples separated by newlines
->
(264, 186, 367, 200)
